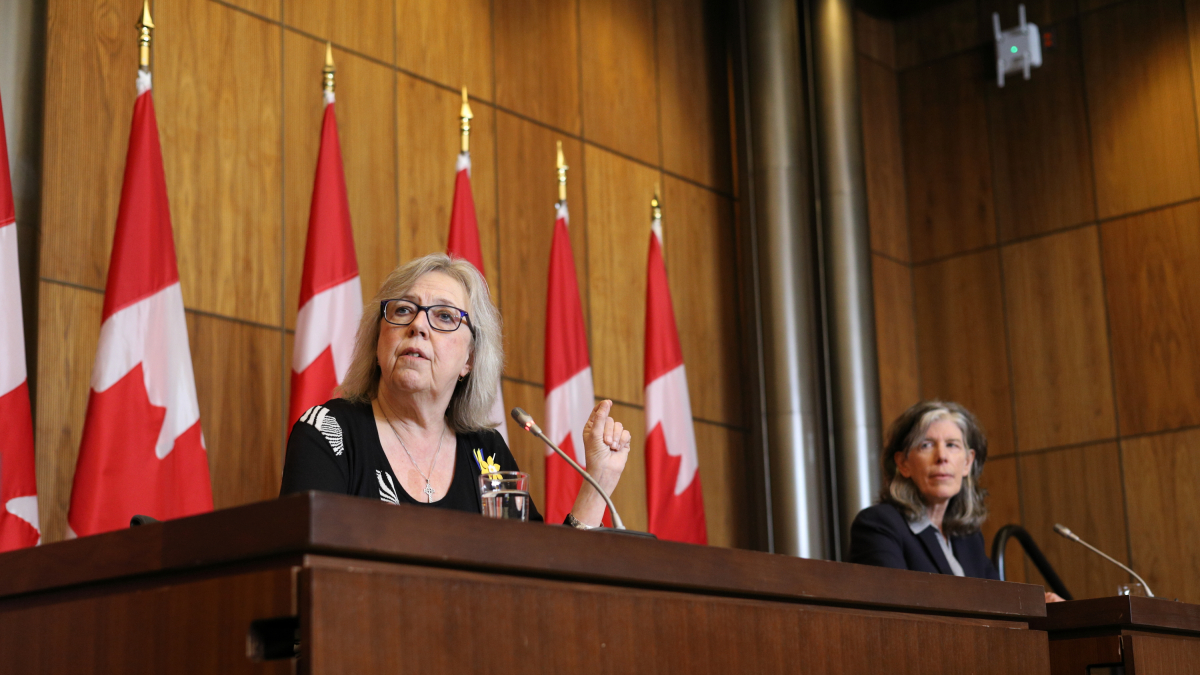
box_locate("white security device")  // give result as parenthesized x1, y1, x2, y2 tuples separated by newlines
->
(993, 4, 1042, 87)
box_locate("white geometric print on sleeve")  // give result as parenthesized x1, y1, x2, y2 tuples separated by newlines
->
(300, 404, 344, 456)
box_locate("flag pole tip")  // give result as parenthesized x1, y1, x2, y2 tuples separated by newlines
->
(323, 43, 336, 95)
(139, 0, 154, 29)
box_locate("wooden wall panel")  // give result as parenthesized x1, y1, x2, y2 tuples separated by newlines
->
(855, 10, 896, 69)
(660, 176, 742, 427)
(859, 56, 908, 262)
(988, 21, 1095, 242)
(1081, 0, 1200, 220)
(607, 401, 648, 534)
(186, 314, 283, 511)
(156, 0, 282, 326)
(695, 422, 749, 549)
(397, 75, 498, 279)
(496, 113, 587, 384)
(33, 283, 103, 544)
(978, 0, 1076, 27)
(1002, 227, 1115, 452)
(894, 0, 983, 70)
(1186, 0, 1200, 130)
(1122, 428, 1200, 605)
(286, 0, 394, 65)
(1019, 443, 1129, 600)
(913, 251, 1014, 457)
(657, 0, 732, 192)
(979, 455, 1025, 584)
(501, 380, 545, 508)
(584, 146, 660, 406)
(395, 0, 494, 101)
(38, 0, 140, 289)
(871, 255, 919, 432)
(901, 51, 996, 263)
(1101, 202, 1200, 436)
(222, 0, 279, 21)
(580, 0, 659, 166)
(494, 0, 581, 134)
(284, 36, 399, 330)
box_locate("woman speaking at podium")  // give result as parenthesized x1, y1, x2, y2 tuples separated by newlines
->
(279, 253, 632, 528)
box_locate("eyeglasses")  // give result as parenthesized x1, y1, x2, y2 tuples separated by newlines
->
(380, 299, 473, 334)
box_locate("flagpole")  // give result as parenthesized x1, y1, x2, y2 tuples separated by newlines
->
(556, 141, 568, 204)
(138, 0, 154, 71)
(460, 87, 473, 153)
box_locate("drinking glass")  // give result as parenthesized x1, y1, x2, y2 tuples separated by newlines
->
(478, 471, 530, 521)
(1117, 582, 1147, 597)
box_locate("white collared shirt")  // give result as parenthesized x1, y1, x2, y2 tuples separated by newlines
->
(908, 514, 965, 577)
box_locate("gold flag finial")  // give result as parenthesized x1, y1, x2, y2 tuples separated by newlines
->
(651, 185, 662, 222)
(323, 42, 336, 95)
(137, 0, 154, 70)
(460, 87, 473, 153)
(556, 141, 568, 202)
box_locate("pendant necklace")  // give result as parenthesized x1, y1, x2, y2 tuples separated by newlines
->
(381, 404, 447, 503)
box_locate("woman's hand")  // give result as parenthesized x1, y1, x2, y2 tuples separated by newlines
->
(1045, 592, 1066, 603)
(570, 400, 632, 526)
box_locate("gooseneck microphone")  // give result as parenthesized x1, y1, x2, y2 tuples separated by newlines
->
(1054, 524, 1155, 598)
(511, 407, 626, 531)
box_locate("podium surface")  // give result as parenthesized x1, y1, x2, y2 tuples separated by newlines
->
(0, 492, 1051, 674)
(1034, 595, 1200, 674)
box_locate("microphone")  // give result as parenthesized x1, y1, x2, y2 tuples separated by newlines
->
(511, 407, 628, 531)
(1054, 524, 1155, 598)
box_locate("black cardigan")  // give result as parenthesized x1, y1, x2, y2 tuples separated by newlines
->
(848, 502, 999, 580)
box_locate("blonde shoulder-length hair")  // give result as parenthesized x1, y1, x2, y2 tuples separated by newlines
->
(338, 253, 503, 433)
(879, 400, 989, 537)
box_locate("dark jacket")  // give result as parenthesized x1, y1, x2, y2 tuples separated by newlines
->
(848, 502, 999, 580)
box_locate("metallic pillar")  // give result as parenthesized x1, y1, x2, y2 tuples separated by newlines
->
(741, 0, 829, 559)
(809, 0, 882, 557)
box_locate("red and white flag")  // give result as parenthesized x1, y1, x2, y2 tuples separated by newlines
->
(0, 92, 40, 550)
(67, 71, 212, 537)
(289, 88, 361, 425)
(644, 212, 706, 544)
(543, 201, 598, 525)
(447, 150, 507, 442)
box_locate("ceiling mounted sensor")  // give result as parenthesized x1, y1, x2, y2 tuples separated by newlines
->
(993, 4, 1042, 88)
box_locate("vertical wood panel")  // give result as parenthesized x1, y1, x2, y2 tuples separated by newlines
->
(871, 254, 919, 432)
(913, 251, 1014, 457)
(1101, 202, 1200, 436)
(1019, 443, 1130, 600)
(1002, 227, 1115, 452)
(395, 0, 493, 100)
(584, 146, 660, 406)
(397, 75, 498, 278)
(38, 0, 140, 289)
(1122, 428, 1200, 605)
(494, 0, 581, 134)
(286, 0, 394, 65)
(695, 421, 748, 549)
(580, 0, 659, 166)
(496, 113, 587, 385)
(1081, 0, 1200, 220)
(284, 36, 399, 330)
(894, 0, 983, 70)
(33, 283, 104, 545)
(156, 0, 282, 326)
(1185, 0, 1200, 132)
(186, 314, 283, 511)
(980, 455, 1026, 584)
(988, 20, 1095, 242)
(855, 10, 896, 69)
(978, 0, 1077, 27)
(660, 177, 743, 427)
(859, 56, 909, 262)
(657, 0, 732, 191)
(222, 0, 279, 21)
(901, 51, 996, 263)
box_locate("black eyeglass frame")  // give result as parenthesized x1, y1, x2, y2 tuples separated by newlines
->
(379, 299, 474, 335)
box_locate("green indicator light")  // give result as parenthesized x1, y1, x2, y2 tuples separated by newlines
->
(1010, 45, 1019, 53)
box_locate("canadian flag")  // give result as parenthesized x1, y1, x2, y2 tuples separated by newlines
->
(447, 150, 507, 442)
(67, 71, 212, 537)
(543, 201, 602, 525)
(0, 92, 40, 551)
(644, 214, 706, 544)
(288, 89, 362, 425)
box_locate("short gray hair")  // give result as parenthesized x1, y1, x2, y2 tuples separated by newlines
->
(339, 253, 503, 433)
(880, 400, 989, 537)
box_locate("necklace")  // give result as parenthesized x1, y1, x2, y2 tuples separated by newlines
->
(380, 403, 447, 503)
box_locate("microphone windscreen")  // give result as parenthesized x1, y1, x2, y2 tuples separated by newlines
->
(511, 407, 532, 426)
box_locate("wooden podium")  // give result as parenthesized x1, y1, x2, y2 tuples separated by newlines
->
(0, 492, 1051, 674)
(1035, 596, 1200, 674)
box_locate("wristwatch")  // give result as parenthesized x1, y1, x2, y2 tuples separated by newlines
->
(564, 512, 595, 530)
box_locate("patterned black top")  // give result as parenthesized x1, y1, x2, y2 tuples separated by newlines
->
(280, 398, 543, 522)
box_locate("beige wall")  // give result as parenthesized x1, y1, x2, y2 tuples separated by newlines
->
(859, 0, 1200, 602)
(35, 0, 749, 547)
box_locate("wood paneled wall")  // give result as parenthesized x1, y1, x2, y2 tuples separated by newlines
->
(35, 0, 746, 548)
(858, 0, 1200, 602)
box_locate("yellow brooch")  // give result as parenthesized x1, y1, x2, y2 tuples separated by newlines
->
(474, 449, 501, 479)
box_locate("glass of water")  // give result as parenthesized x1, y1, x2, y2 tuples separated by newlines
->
(478, 471, 530, 521)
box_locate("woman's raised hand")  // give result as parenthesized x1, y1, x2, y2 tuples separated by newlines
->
(570, 400, 632, 526)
